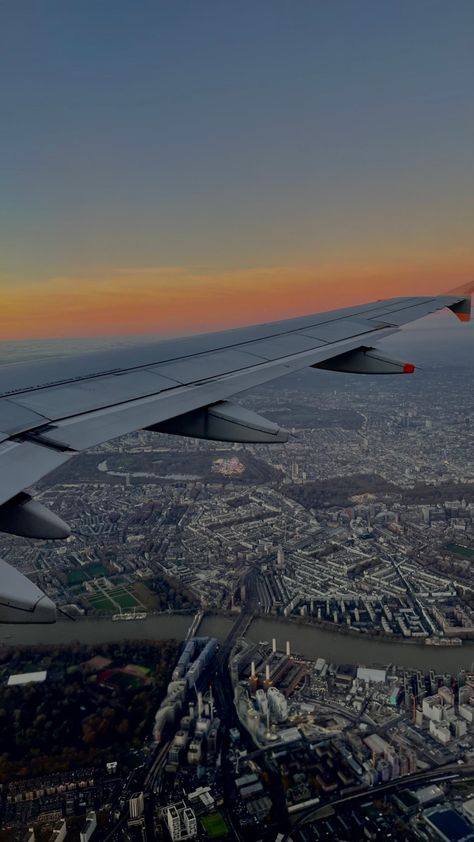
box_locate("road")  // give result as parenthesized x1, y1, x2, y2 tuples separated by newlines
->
(212, 566, 292, 840)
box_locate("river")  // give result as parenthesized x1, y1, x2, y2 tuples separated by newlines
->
(2, 613, 474, 673)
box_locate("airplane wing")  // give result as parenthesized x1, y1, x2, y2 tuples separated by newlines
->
(0, 288, 471, 622)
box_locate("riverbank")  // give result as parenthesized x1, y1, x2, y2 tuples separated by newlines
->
(62, 608, 468, 649)
(1, 612, 474, 672)
(245, 616, 474, 672)
(273, 613, 462, 646)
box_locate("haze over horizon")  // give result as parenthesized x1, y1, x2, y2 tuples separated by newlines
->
(1, 1, 473, 339)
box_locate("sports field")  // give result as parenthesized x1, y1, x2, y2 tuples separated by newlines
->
(201, 812, 229, 839)
(88, 586, 141, 612)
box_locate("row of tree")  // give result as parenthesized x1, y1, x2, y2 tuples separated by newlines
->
(0, 639, 179, 783)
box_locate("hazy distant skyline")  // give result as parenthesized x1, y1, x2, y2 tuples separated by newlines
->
(1, 1, 473, 339)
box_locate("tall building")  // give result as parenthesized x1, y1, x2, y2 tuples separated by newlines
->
(256, 689, 268, 715)
(277, 546, 285, 569)
(165, 802, 197, 840)
(207, 717, 220, 757)
(183, 808, 197, 837)
(80, 812, 97, 842)
(49, 821, 67, 842)
(166, 805, 181, 841)
(129, 792, 145, 820)
(267, 686, 288, 722)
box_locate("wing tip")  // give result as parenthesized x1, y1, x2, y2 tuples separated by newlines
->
(453, 311, 471, 323)
(446, 281, 473, 323)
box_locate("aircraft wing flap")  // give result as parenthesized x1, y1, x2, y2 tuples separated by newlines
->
(297, 317, 383, 342)
(149, 349, 263, 384)
(0, 398, 50, 435)
(241, 333, 327, 360)
(11, 370, 180, 420)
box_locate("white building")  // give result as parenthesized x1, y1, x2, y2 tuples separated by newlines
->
(129, 792, 145, 819)
(459, 704, 474, 723)
(183, 807, 197, 837)
(422, 697, 444, 722)
(429, 720, 451, 744)
(165, 802, 197, 840)
(246, 706, 261, 737)
(48, 821, 67, 842)
(267, 687, 288, 723)
(255, 689, 268, 715)
(8, 671, 47, 686)
(166, 804, 181, 841)
(357, 667, 387, 684)
(80, 811, 97, 842)
(187, 739, 202, 765)
(454, 719, 468, 738)
(188, 786, 215, 810)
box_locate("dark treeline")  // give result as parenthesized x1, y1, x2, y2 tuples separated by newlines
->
(288, 476, 474, 511)
(287, 474, 400, 509)
(0, 639, 179, 783)
(402, 483, 474, 504)
(146, 573, 197, 610)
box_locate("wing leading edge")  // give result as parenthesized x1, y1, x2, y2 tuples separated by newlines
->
(0, 287, 471, 622)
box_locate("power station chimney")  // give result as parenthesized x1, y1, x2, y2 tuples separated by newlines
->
(272, 638, 277, 653)
(265, 664, 271, 682)
(251, 661, 256, 678)
(286, 640, 291, 657)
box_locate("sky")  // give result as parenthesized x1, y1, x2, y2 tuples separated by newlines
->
(0, 1, 473, 340)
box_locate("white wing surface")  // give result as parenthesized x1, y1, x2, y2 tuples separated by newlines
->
(0, 289, 471, 622)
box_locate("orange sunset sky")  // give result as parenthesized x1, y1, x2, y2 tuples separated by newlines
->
(1, 259, 473, 341)
(1, 3, 473, 341)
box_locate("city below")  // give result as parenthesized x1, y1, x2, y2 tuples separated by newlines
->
(1, 361, 474, 842)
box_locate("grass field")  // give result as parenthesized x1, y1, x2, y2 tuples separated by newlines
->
(201, 813, 229, 839)
(87, 585, 141, 613)
(447, 543, 474, 559)
(88, 595, 116, 611)
(109, 588, 140, 609)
